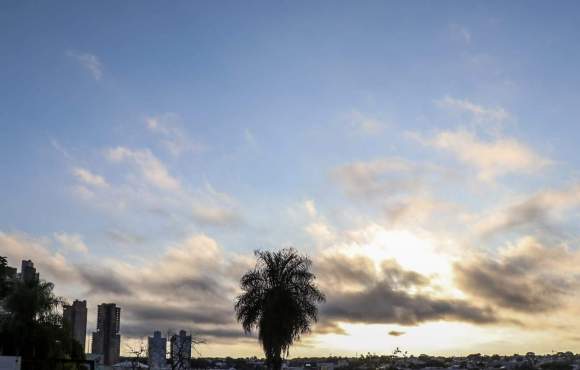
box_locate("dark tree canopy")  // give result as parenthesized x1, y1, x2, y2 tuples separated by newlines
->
(0, 257, 84, 369)
(235, 248, 325, 370)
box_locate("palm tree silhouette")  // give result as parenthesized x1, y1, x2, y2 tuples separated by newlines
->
(235, 248, 325, 370)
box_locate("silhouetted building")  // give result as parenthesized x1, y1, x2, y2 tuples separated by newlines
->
(170, 330, 191, 370)
(148, 330, 167, 370)
(20, 260, 38, 283)
(91, 303, 121, 366)
(63, 299, 88, 352)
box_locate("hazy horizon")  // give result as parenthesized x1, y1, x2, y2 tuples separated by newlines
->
(3, 0, 580, 358)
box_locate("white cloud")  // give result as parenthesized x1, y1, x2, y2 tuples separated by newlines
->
(243, 128, 257, 146)
(304, 200, 317, 218)
(50, 138, 73, 160)
(106, 230, 143, 245)
(449, 24, 472, 45)
(348, 111, 385, 135)
(73, 167, 108, 188)
(106, 147, 181, 191)
(146, 113, 203, 156)
(53, 232, 89, 254)
(415, 129, 550, 181)
(0, 231, 79, 283)
(437, 96, 509, 126)
(67, 50, 103, 81)
(306, 222, 335, 243)
(191, 204, 240, 226)
(74, 150, 241, 228)
(72, 185, 96, 201)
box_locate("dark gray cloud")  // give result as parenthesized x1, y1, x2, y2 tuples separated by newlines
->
(315, 254, 377, 288)
(121, 321, 249, 341)
(454, 240, 580, 313)
(323, 280, 498, 325)
(477, 184, 580, 240)
(78, 266, 132, 296)
(317, 253, 500, 326)
(388, 330, 405, 336)
(124, 301, 234, 326)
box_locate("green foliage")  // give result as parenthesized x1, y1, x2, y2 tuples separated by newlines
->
(0, 257, 84, 368)
(0, 256, 13, 299)
(235, 248, 325, 370)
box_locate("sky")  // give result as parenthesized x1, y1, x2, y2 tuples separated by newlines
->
(2, 0, 580, 358)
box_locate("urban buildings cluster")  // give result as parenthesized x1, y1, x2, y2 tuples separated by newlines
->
(2, 259, 197, 370)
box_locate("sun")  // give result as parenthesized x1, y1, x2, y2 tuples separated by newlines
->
(341, 225, 453, 278)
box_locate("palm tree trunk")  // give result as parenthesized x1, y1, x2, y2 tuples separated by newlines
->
(271, 353, 282, 370)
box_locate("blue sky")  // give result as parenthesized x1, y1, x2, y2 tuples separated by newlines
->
(3, 0, 580, 357)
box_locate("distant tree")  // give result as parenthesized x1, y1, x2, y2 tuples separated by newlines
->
(126, 341, 147, 370)
(167, 329, 206, 370)
(235, 248, 325, 370)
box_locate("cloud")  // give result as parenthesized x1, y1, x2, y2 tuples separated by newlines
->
(0, 231, 79, 284)
(331, 158, 457, 228)
(106, 147, 181, 191)
(243, 129, 257, 146)
(53, 232, 89, 254)
(73, 167, 108, 188)
(449, 25, 472, 45)
(191, 205, 240, 226)
(348, 111, 385, 135)
(77, 265, 132, 296)
(414, 128, 550, 181)
(72, 148, 242, 229)
(332, 157, 422, 199)
(67, 50, 103, 81)
(306, 222, 335, 244)
(475, 183, 580, 239)
(308, 231, 503, 331)
(316, 253, 500, 326)
(50, 138, 73, 160)
(454, 237, 580, 313)
(189, 183, 242, 226)
(146, 113, 203, 157)
(304, 200, 317, 218)
(1, 230, 251, 341)
(106, 230, 144, 245)
(437, 96, 508, 125)
(388, 330, 405, 337)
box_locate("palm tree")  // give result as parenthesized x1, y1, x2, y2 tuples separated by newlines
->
(235, 248, 325, 370)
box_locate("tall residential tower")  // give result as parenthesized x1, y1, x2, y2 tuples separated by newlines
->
(148, 331, 167, 370)
(170, 330, 192, 370)
(63, 299, 87, 352)
(91, 303, 121, 366)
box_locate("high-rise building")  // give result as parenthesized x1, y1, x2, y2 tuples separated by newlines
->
(91, 303, 121, 366)
(170, 330, 192, 370)
(148, 331, 167, 370)
(20, 260, 39, 283)
(63, 299, 88, 352)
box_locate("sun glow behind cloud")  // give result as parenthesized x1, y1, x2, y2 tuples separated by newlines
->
(353, 228, 451, 277)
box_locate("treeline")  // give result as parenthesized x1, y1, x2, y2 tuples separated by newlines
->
(0, 257, 85, 368)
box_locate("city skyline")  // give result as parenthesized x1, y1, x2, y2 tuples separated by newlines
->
(4, 0, 580, 358)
